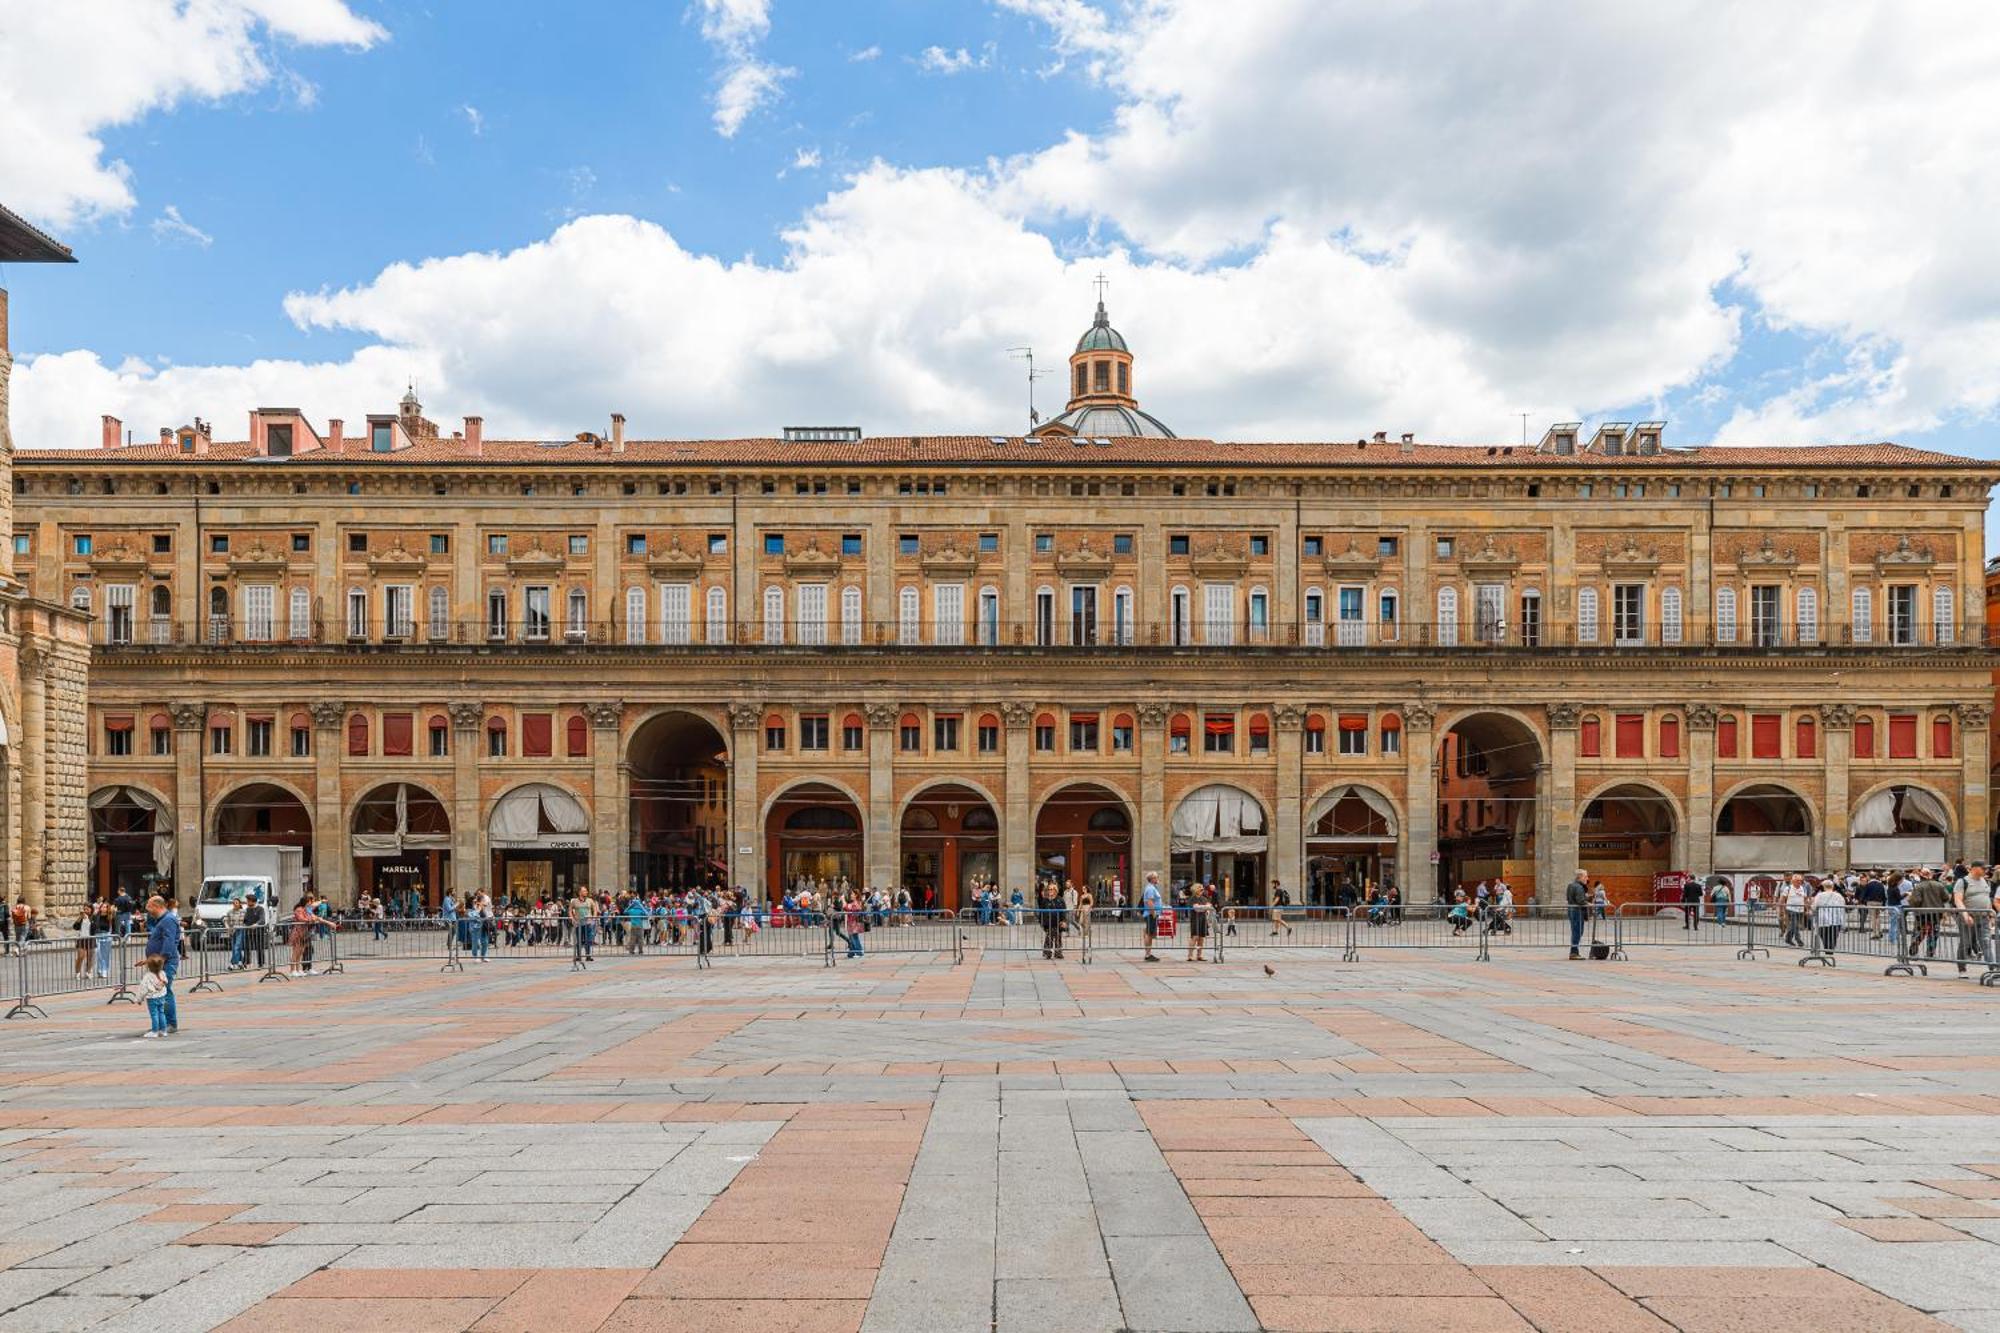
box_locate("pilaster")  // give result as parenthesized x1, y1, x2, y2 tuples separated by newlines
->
(1271, 703, 1304, 904)
(1401, 703, 1435, 899)
(169, 700, 206, 900)
(310, 701, 349, 904)
(727, 703, 762, 895)
(1819, 703, 1853, 872)
(1138, 702, 1169, 882)
(1001, 701, 1034, 890)
(1684, 703, 1717, 875)
(1959, 703, 1991, 864)
(864, 703, 898, 888)
(586, 702, 625, 893)
(1543, 703, 1579, 903)
(18, 647, 48, 908)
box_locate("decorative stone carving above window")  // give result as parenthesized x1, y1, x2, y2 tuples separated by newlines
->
(1320, 539, 1380, 578)
(1872, 534, 1937, 574)
(1188, 536, 1248, 578)
(646, 535, 704, 579)
(1599, 536, 1661, 576)
(921, 540, 979, 578)
(86, 539, 149, 577)
(504, 538, 566, 576)
(1458, 533, 1521, 577)
(225, 539, 290, 576)
(1054, 539, 1112, 579)
(366, 537, 428, 576)
(783, 536, 841, 577)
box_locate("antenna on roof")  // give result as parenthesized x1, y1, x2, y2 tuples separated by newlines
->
(1007, 346, 1049, 431)
(1520, 413, 1529, 447)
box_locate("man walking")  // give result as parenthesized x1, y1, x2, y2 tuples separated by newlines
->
(1909, 870, 1950, 959)
(1780, 875, 1809, 947)
(1954, 862, 1994, 977)
(144, 895, 182, 1035)
(1565, 868, 1589, 959)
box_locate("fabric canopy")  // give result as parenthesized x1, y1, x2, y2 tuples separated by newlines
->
(1851, 788, 1897, 838)
(1303, 784, 1400, 837)
(352, 783, 453, 855)
(488, 783, 590, 849)
(1898, 786, 1952, 834)
(89, 785, 173, 876)
(1171, 784, 1268, 853)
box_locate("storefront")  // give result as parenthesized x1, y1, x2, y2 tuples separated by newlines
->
(88, 784, 172, 902)
(899, 784, 998, 911)
(1303, 784, 1399, 903)
(351, 782, 452, 911)
(767, 783, 866, 893)
(1034, 783, 1132, 894)
(488, 783, 591, 903)
(1170, 783, 1268, 903)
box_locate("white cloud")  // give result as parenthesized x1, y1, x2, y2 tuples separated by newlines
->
(849, 44, 881, 62)
(696, 0, 793, 137)
(792, 147, 822, 170)
(149, 205, 213, 248)
(461, 103, 484, 136)
(0, 0, 384, 228)
(916, 44, 991, 75)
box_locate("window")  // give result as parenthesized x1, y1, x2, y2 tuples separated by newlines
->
(1850, 586, 1872, 644)
(1110, 585, 1133, 646)
(898, 586, 921, 645)
(1436, 585, 1459, 646)
(797, 583, 828, 646)
(347, 712, 369, 756)
(625, 533, 647, 556)
(1069, 584, 1097, 646)
(1113, 533, 1134, 555)
(1661, 587, 1683, 645)
(1035, 587, 1056, 646)
(763, 586, 785, 644)
(935, 583, 965, 646)
(1170, 586, 1191, 645)
(1615, 714, 1644, 758)
(1718, 714, 1739, 758)
(292, 722, 312, 757)
(706, 586, 728, 644)
(1716, 587, 1738, 644)
(210, 723, 233, 755)
(976, 717, 999, 752)
(1854, 715, 1875, 759)
(385, 584, 414, 639)
(1934, 715, 1954, 759)
(933, 714, 961, 751)
(900, 716, 921, 751)
(764, 533, 785, 556)
(708, 533, 728, 555)
(1035, 532, 1055, 554)
(563, 588, 587, 639)
(1935, 586, 1957, 644)
(371, 422, 392, 452)
(1577, 586, 1600, 644)
(1169, 713, 1190, 754)
(1796, 585, 1819, 644)
(1474, 583, 1505, 644)
(1203, 583, 1234, 645)
(1435, 535, 1455, 559)
(765, 716, 786, 751)
(1380, 718, 1401, 754)
(897, 534, 919, 557)
(1303, 588, 1325, 646)
(428, 719, 448, 757)
(1580, 715, 1601, 757)
(524, 585, 552, 640)
(1248, 715, 1270, 754)
(1203, 712, 1234, 753)
(1068, 713, 1098, 751)
(1379, 589, 1399, 642)
(1794, 714, 1816, 760)
(427, 586, 449, 641)
(1888, 713, 1917, 759)
(11, 533, 28, 556)
(1660, 715, 1680, 758)
(1378, 536, 1399, 558)
(382, 713, 413, 757)
(1169, 534, 1190, 556)
(103, 583, 135, 645)
(488, 534, 508, 556)
(153, 721, 173, 756)
(799, 714, 830, 751)
(1612, 584, 1644, 645)
(430, 534, 449, 555)
(567, 534, 588, 557)
(841, 585, 863, 646)
(487, 718, 507, 757)
(1034, 716, 1056, 751)
(1750, 713, 1782, 759)
(1305, 716, 1325, 754)
(1111, 715, 1133, 751)
(346, 587, 368, 639)
(842, 715, 866, 750)
(520, 713, 552, 757)
(1750, 585, 1781, 647)
(979, 533, 999, 553)
(840, 533, 862, 556)
(1248, 587, 1269, 641)
(486, 589, 508, 640)
(1888, 584, 1917, 645)
(104, 719, 133, 756)
(1304, 536, 1323, 558)
(1249, 534, 1269, 556)
(1338, 715, 1368, 755)
(212, 535, 232, 555)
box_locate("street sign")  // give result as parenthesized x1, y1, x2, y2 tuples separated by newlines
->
(1428, 851, 1441, 865)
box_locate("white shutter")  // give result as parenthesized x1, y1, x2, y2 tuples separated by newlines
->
(840, 586, 862, 646)
(428, 586, 449, 641)
(934, 583, 964, 646)
(762, 586, 785, 644)
(1934, 585, 1956, 644)
(661, 583, 692, 645)
(898, 587, 920, 645)
(797, 583, 827, 646)
(705, 586, 728, 644)
(240, 585, 273, 641)
(1202, 583, 1234, 645)
(1576, 586, 1599, 644)
(1796, 586, 1819, 644)
(1850, 586, 1871, 644)
(289, 586, 312, 641)
(1436, 585, 1459, 646)
(625, 587, 647, 644)
(1716, 586, 1737, 644)
(1661, 586, 1683, 645)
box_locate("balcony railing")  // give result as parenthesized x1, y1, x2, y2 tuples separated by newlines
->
(87, 615, 1994, 652)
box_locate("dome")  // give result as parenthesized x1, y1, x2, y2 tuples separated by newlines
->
(1043, 403, 1176, 439)
(1075, 300, 1128, 353)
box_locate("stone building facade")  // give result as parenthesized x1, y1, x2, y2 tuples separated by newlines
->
(12, 303, 1998, 911)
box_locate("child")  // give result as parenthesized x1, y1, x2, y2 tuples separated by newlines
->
(139, 954, 169, 1037)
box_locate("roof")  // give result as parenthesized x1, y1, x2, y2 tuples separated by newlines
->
(15, 436, 1991, 471)
(1041, 403, 1177, 439)
(0, 203, 75, 263)
(1075, 300, 1128, 353)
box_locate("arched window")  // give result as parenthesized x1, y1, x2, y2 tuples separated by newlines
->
(1436, 585, 1459, 646)
(1660, 714, 1681, 759)
(1113, 585, 1134, 645)
(71, 585, 93, 614)
(426, 586, 449, 641)
(1378, 588, 1400, 643)
(762, 586, 785, 644)
(153, 585, 175, 616)
(1247, 584, 1270, 642)
(566, 715, 588, 757)
(1850, 586, 1872, 644)
(977, 585, 1000, 646)
(346, 712, 369, 756)
(1934, 714, 1954, 759)
(1796, 585, 1819, 645)
(1576, 586, 1599, 644)
(898, 586, 920, 645)
(565, 588, 588, 639)
(1169, 712, 1192, 754)
(841, 585, 863, 646)
(288, 586, 312, 641)
(705, 585, 728, 644)
(1660, 586, 1683, 645)
(1934, 585, 1956, 645)
(1579, 714, 1602, 757)
(1716, 586, 1738, 644)
(1795, 713, 1817, 759)
(345, 586, 367, 639)
(486, 715, 507, 757)
(625, 587, 647, 644)
(1170, 584, 1192, 645)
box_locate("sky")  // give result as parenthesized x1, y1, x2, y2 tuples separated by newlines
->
(3, 0, 2000, 535)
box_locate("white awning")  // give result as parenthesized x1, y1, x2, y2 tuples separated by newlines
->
(1171, 784, 1268, 854)
(1303, 784, 1399, 837)
(488, 783, 591, 849)
(352, 783, 452, 857)
(89, 785, 173, 876)
(1852, 788, 1897, 838)
(1899, 787, 1952, 835)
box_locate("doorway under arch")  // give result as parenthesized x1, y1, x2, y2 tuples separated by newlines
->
(1714, 783, 1813, 874)
(900, 783, 998, 912)
(1579, 782, 1680, 900)
(1034, 783, 1133, 897)
(1170, 783, 1269, 904)
(350, 782, 451, 912)
(211, 782, 315, 900)
(89, 785, 172, 902)
(767, 782, 865, 894)
(626, 710, 729, 892)
(1303, 784, 1399, 906)
(1437, 712, 1541, 899)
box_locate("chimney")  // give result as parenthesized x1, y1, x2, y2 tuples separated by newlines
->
(101, 414, 122, 450)
(1372, 430, 1388, 443)
(1399, 432, 1415, 455)
(160, 427, 173, 448)
(464, 415, 483, 456)
(327, 418, 344, 453)
(611, 412, 626, 454)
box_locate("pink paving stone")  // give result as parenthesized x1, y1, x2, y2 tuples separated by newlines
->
(1228, 1262, 1496, 1297)
(1472, 1266, 1676, 1333)
(599, 1297, 867, 1333)
(472, 1269, 647, 1332)
(217, 1297, 505, 1332)
(1250, 1294, 1536, 1332)
(174, 1223, 296, 1246)
(145, 1203, 248, 1223)
(1637, 1296, 1950, 1332)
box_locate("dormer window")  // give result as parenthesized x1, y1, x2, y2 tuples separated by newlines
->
(370, 422, 392, 453)
(267, 423, 293, 457)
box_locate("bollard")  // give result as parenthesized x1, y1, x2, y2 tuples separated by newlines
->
(1737, 902, 1771, 961)
(189, 925, 222, 994)
(107, 932, 137, 1004)
(4, 945, 45, 1020)
(259, 921, 288, 983)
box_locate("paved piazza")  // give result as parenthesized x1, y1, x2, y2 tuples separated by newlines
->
(2, 947, 2000, 1332)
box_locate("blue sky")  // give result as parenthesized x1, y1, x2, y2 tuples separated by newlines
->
(2, 0, 1997, 546)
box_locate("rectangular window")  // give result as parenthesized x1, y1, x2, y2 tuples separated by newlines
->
(1305, 726, 1324, 755)
(1035, 722, 1055, 751)
(1035, 588, 1055, 647)
(242, 717, 270, 757)
(384, 584, 413, 638)
(1169, 534, 1190, 556)
(840, 533, 862, 556)
(371, 422, 392, 452)
(1750, 585, 1781, 647)
(934, 715, 961, 751)
(152, 725, 173, 756)
(1613, 584, 1645, 645)
(797, 583, 828, 646)
(935, 583, 965, 646)
(1111, 721, 1133, 751)
(979, 532, 999, 553)
(660, 582, 692, 645)
(1660, 716, 1680, 759)
(1113, 533, 1134, 555)
(764, 533, 785, 556)
(1580, 715, 1601, 757)
(766, 722, 787, 751)
(625, 533, 647, 556)
(977, 721, 999, 753)
(1435, 535, 1455, 559)
(428, 723, 448, 758)
(1378, 536, 1399, 558)
(1249, 535, 1269, 556)
(1888, 714, 1917, 759)
(1203, 713, 1234, 753)
(524, 586, 551, 639)
(382, 713, 413, 756)
(842, 720, 864, 751)
(898, 534, 919, 556)
(1203, 583, 1234, 645)
(1069, 715, 1098, 751)
(291, 725, 312, 758)
(900, 721, 921, 752)
(1338, 715, 1368, 755)
(1069, 585, 1097, 646)
(430, 534, 449, 555)
(1035, 533, 1054, 553)
(708, 533, 728, 555)
(521, 713, 553, 757)
(1888, 585, 1917, 645)
(487, 534, 508, 556)
(1614, 713, 1645, 757)
(1750, 713, 1782, 759)
(1248, 588, 1269, 641)
(488, 725, 508, 758)
(1380, 724, 1400, 755)
(1303, 536, 1322, 557)
(1474, 583, 1505, 644)
(105, 722, 133, 757)
(210, 724, 233, 755)
(799, 714, 829, 751)
(567, 534, 588, 556)
(1519, 590, 1541, 648)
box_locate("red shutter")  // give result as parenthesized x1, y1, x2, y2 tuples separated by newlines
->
(566, 715, 589, 757)
(1614, 714, 1645, 757)
(289, 712, 311, 731)
(1170, 713, 1191, 736)
(1070, 712, 1101, 725)
(1750, 714, 1781, 759)
(1888, 714, 1917, 759)
(850, 713, 869, 730)
(1204, 714, 1235, 736)
(1853, 716, 1874, 759)
(1113, 712, 1133, 728)
(1248, 714, 1270, 735)
(104, 715, 134, 732)
(522, 713, 553, 757)
(151, 713, 172, 732)
(1580, 715, 1601, 757)
(382, 713, 414, 756)
(1933, 715, 1953, 759)
(1794, 715, 1816, 760)
(346, 712, 369, 756)
(1659, 716, 1680, 759)
(1338, 714, 1367, 731)
(1717, 714, 1738, 758)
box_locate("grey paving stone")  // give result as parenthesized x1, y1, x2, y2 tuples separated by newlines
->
(862, 1237, 995, 1333)
(1103, 1234, 1257, 1332)
(0, 1294, 138, 1331)
(995, 1276, 1123, 1332)
(59, 1245, 237, 1297)
(86, 1245, 353, 1333)
(0, 1273, 95, 1319)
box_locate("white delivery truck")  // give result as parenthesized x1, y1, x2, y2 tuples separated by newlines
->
(197, 845, 307, 926)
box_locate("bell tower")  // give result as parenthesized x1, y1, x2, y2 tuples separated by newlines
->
(1064, 274, 1137, 415)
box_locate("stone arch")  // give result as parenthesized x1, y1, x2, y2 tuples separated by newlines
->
(1032, 775, 1138, 823)
(763, 778, 867, 894)
(759, 774, 868, 826)
(1302, 780, 1402, 903)
(626, 708, 730, 892)
(1850, 778, 1955, 834)
(1714, 779, 1817, 874)
(1169, 782, 1271, 901)
(1579, 778, 1686, 890)
(897, 778, 1002, 911)
(209, 776, 314, 840)
(898, 774, 1003, 822)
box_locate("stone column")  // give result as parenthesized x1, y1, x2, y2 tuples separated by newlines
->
(1271, 704, 1304, 904)
(1001, 701, 1034, 890)
(1959, 704, 1991, 864)
(18, 648, 49, 908)
(1401, 703, 1436, 899)
(1137, 702, 1169, 882)
(586, 702, 625, 893)
(169, 700, 207, 900)
(309, 701, 349, 904)
(1684, 704, 1717, 875)
(1819, 703, 1854, 873)
(445, 702, 484, 899)
(727, 703, 763, 896)
(864, 703, 899, 888)
(1543, 704, 1580, 905)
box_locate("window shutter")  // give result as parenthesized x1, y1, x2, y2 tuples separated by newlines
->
(1850, 586, 1872, 643)
(1661, 586, 1682, 644)
(522, 713, 553, 757)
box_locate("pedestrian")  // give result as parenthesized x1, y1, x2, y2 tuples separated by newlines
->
(1187, 884, 1211, 962)
(143, 895, 180, 1035)
(1708, 877, 1731, 927)
(289, 898, 313, 975)
(1269, 879, 1295, 937)
(1139, 871, 1164, 963)
(1681, 875, 1702, 930)
(1038, 881, 1063, 959)
(242, 891, 268, 972)
(1810, 877, 1847, 954)
(72, 902, 97, 978)
(93, 899, 115, 977)
(1565, 868, 1589, 959)
(1909, 870, 1950, 959)
(1954, 862, 1994, 977)
(139, 954, 171, 1038)
(843, 891, 865, 959)
(1780, 875, 1809, 947)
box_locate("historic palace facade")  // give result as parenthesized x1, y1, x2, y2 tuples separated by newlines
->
(10, 300, 1998, 913)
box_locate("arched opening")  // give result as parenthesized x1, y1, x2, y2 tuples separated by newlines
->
(1035, 783, 1133, 895)
(1304, 784, 1399, 906)
(89, 785, 172, 902)
(1437, 712, 1541, 899)
(1579, 783, 1678, 901)
(1170, 783, 1268, 904)
(1852, 784, 1950, 867)
(489, 783, 591, 904)
(350, 782, 450, 913)
(900, 783, 998, 913)
(626, 710, 728, 893)
(1714, 783, 1813, 874)
(207, 781, 314, 904)
(767, 782, 864, 893)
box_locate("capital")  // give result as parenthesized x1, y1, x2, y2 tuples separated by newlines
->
(728, 702, 765, 731)
(1401, 702, 1436, 731)
(864, 702, 901, 729)
(584, 701, 624, 731)
(1958, 702, 1993, 729)
(1272, 704, 1307, 731)
(1135, 702, 1171, 727)
(1684, 703, 1718, 730)
(1816, 702, 1855, 731)
(446, 701, 485, 731)
(168, 702, 209, 732)
(1545, 702, 1582, 730)
(999, 701, 1035, 729)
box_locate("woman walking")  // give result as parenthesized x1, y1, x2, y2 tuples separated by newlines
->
(288, 898, 313, 976)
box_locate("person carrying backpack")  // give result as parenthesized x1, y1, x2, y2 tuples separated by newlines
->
(1565, 869, 1589, 959)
